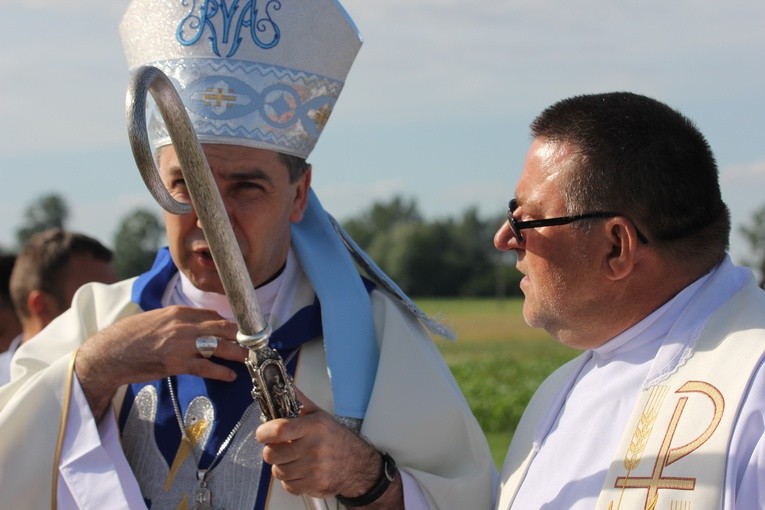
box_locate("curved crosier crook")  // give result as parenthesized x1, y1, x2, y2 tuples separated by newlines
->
(126, 66, 192, 216)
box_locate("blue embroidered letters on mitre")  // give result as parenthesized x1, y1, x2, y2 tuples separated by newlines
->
(176, 0, 282, 58)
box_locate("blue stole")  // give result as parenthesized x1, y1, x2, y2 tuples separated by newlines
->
(291, 190, 379, 419)
(292, 190, 454, 419)
(118, 248, 371, 509)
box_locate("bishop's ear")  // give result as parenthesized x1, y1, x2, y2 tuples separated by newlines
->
(289, 165, 313, 223)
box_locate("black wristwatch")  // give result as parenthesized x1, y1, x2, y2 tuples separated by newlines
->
(336, 451, 397, 507)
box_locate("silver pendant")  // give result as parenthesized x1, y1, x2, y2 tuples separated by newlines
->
(193, 470, 213, 510)
(193, 484, 212, 510)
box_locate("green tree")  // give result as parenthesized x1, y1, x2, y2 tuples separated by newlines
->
(739, 204, 765, 288)
(16, 193, 69, 246)
(367, 221, 450, 296)
(397, 220, 457, 296)
(449, 208, 502, 296)
(385, 210, 512, 297)
(113, 208, 164, 278)
(342, 196, 422, 250)
(343, 196, 521, 297)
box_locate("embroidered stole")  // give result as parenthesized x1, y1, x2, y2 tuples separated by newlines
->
(119, 249, 328, 509)
(118, 303, 322, 510)
(118, 248, 381, 509)
(595, 324, 765, 510)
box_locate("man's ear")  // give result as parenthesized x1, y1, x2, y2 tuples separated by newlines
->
(603, 218, 641, 281)
(289, 165, 312, 223)
(27, 290, 59, 326)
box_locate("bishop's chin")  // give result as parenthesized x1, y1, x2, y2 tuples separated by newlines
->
(184, 264, 226, 295)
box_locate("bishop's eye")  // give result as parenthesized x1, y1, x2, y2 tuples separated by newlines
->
(168, 178, 191, 202)
(508, 198, 519, 213)
(234, 181, 263, 191)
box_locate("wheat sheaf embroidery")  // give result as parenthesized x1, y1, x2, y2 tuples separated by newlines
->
(624, 386, 668, 471)
(612, 385, 669, 510)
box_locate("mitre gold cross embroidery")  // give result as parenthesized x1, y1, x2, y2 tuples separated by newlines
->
(203, 87, 238, 109)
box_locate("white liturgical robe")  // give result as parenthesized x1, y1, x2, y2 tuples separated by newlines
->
(0, 249, 496, 510)
(496, 256, 765, 510)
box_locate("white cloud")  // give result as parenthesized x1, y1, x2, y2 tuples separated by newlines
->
(429, 181, 509, 219)
(721, 159, 765, 184)
(0, 5, 128, 154)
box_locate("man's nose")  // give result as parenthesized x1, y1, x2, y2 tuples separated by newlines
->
(494, 221, 521, 251)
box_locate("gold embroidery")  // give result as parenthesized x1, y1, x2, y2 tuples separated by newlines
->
(614, 380, 725, 509)
(614, 386, 668, 510)
(625, 386, 667, 471)
(666, 381, 724, 466)
(164, 418, 208, 491)
(203, 87, 237, 109)
(309, 104, 333, 130)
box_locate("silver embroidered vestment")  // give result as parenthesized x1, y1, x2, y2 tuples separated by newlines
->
(121, 385, 264, 509)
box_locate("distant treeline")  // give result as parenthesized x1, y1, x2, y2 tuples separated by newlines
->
(342, 195, 523, 298)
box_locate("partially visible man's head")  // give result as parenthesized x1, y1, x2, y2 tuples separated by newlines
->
(10, 229, 119, 341)
(530, 91, 730, 271)
(0, 254, 21, 350)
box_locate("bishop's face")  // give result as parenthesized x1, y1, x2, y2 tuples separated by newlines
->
(158, 144, 311, 294)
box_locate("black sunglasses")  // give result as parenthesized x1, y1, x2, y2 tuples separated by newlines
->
(506, 199, 649, 244)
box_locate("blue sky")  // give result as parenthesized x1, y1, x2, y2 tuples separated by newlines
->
(1, 1, 764, 264)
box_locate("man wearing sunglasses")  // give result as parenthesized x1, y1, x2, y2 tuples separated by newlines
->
(494, 92, 764, 510)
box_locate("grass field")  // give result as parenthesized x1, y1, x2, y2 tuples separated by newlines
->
(416, 297, 579, 467)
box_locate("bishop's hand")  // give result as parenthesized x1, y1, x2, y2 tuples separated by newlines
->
(256, 389, 404, 509)
(74, 305, 247, 421)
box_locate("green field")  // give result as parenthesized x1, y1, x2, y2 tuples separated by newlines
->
(416, 297, 579, 467)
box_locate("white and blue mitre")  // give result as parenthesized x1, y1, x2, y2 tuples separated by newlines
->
(119, 0, 361, 158)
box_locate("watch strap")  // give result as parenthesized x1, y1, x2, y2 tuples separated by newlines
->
(336, 451, 397, 507)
